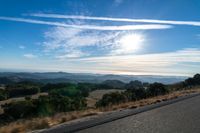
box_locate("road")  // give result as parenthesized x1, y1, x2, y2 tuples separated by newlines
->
(77, 95, 200, 133)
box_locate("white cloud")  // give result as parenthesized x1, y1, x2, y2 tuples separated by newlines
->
(19, 45, 25, 49)
(43, 27, 114, 58)
(0, 16, 172, 31)
(70, 48, 200, 76)
(4, 47, 200, 76)
(31, 13, 200, 27)
(43, 27, 147, 58)
(23, 48, 198, 76)
(79, 48, 200, 64)
(23, 53, 37, 58)
(55, 50, 86, 59)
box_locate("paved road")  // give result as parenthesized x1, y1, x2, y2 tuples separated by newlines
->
(77, 95, 200, 133)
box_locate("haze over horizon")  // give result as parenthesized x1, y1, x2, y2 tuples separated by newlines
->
(0, 0, 200, 76)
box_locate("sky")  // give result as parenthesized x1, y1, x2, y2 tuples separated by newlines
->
(0, 0, 200, 76)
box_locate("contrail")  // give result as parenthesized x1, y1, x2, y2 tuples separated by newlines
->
(31, 13, 200, 26)
(0, 16, 172, 31)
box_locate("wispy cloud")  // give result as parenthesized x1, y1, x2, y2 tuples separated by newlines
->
(19, 45, 25, 49)
(79, 48, 200, 63)
(69, 48, 200, 76)
(55, 50, 86, 59)
(43, 27, 122, 58)
(23, 53, 37, 59)
(31, 48, 199, 76)
(0, 16, 172, 31)
(43, 27, 147, 59)
(31, 13, 200, 27)
(5, 48, 200, 76)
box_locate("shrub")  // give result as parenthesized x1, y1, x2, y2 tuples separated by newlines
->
(70, 97, 87, 110)
(96, 92, 127, 107)
(184, 74, 200, 87)
(34, 96, 54, 116)
(7, 87, 39, 98)
(3, 94, 87, 120)
(4, 101, 36, 119)
(125, 87, 147, 101)
(0, 89, 8, 101)
(147, 82, 168, 97)
(125, 80, 143, 89)
(40, 83, 74, 92)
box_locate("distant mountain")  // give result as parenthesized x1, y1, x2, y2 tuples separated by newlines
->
(0, 72, 187, 84)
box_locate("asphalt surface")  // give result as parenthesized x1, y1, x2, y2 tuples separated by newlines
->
(77, 95, 200, 133)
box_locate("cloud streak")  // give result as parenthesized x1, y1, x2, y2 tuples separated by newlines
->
(0, 16, 172, 31)
(23, 53, 37, 59)
(78, 48, 200, 65)
(30, 48, 198, 76)
(70, 48, 200, 76)
(19, 45, 25, 49)
(31, 13, 200, 26)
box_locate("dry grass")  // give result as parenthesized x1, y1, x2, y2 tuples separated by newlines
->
(0, 88, 200, 133)
(0, 109, 101, 133)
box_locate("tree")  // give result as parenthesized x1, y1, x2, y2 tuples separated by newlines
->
(8, 87, 39, 98)
(77, 83, 91, 97)
(6, 81, 40, 98)
(4, 100, 36, 119)
(125, 87, 146, 101)
(193, 74, 200, 85)
(183, 73, 200, 87)
(0, 89, 8, 101)
(40, 83, 72, 92)
(96, 92, 127, 107)
(147, 82, 168, 96)
(125, 80, 143, 89)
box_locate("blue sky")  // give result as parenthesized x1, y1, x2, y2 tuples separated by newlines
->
(0, 0, 200, 76)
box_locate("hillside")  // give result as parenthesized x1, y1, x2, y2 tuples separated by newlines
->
(0, 72, 187, 84)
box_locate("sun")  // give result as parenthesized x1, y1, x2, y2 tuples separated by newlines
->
(117, 33, 144, 54)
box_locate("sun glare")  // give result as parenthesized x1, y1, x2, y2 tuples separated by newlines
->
(117, 33, 144, 54)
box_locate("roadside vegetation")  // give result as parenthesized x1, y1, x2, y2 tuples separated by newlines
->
(96, 74, 200, 107)
(0, 74, 200, 133)
(96, 82, 168, 107)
